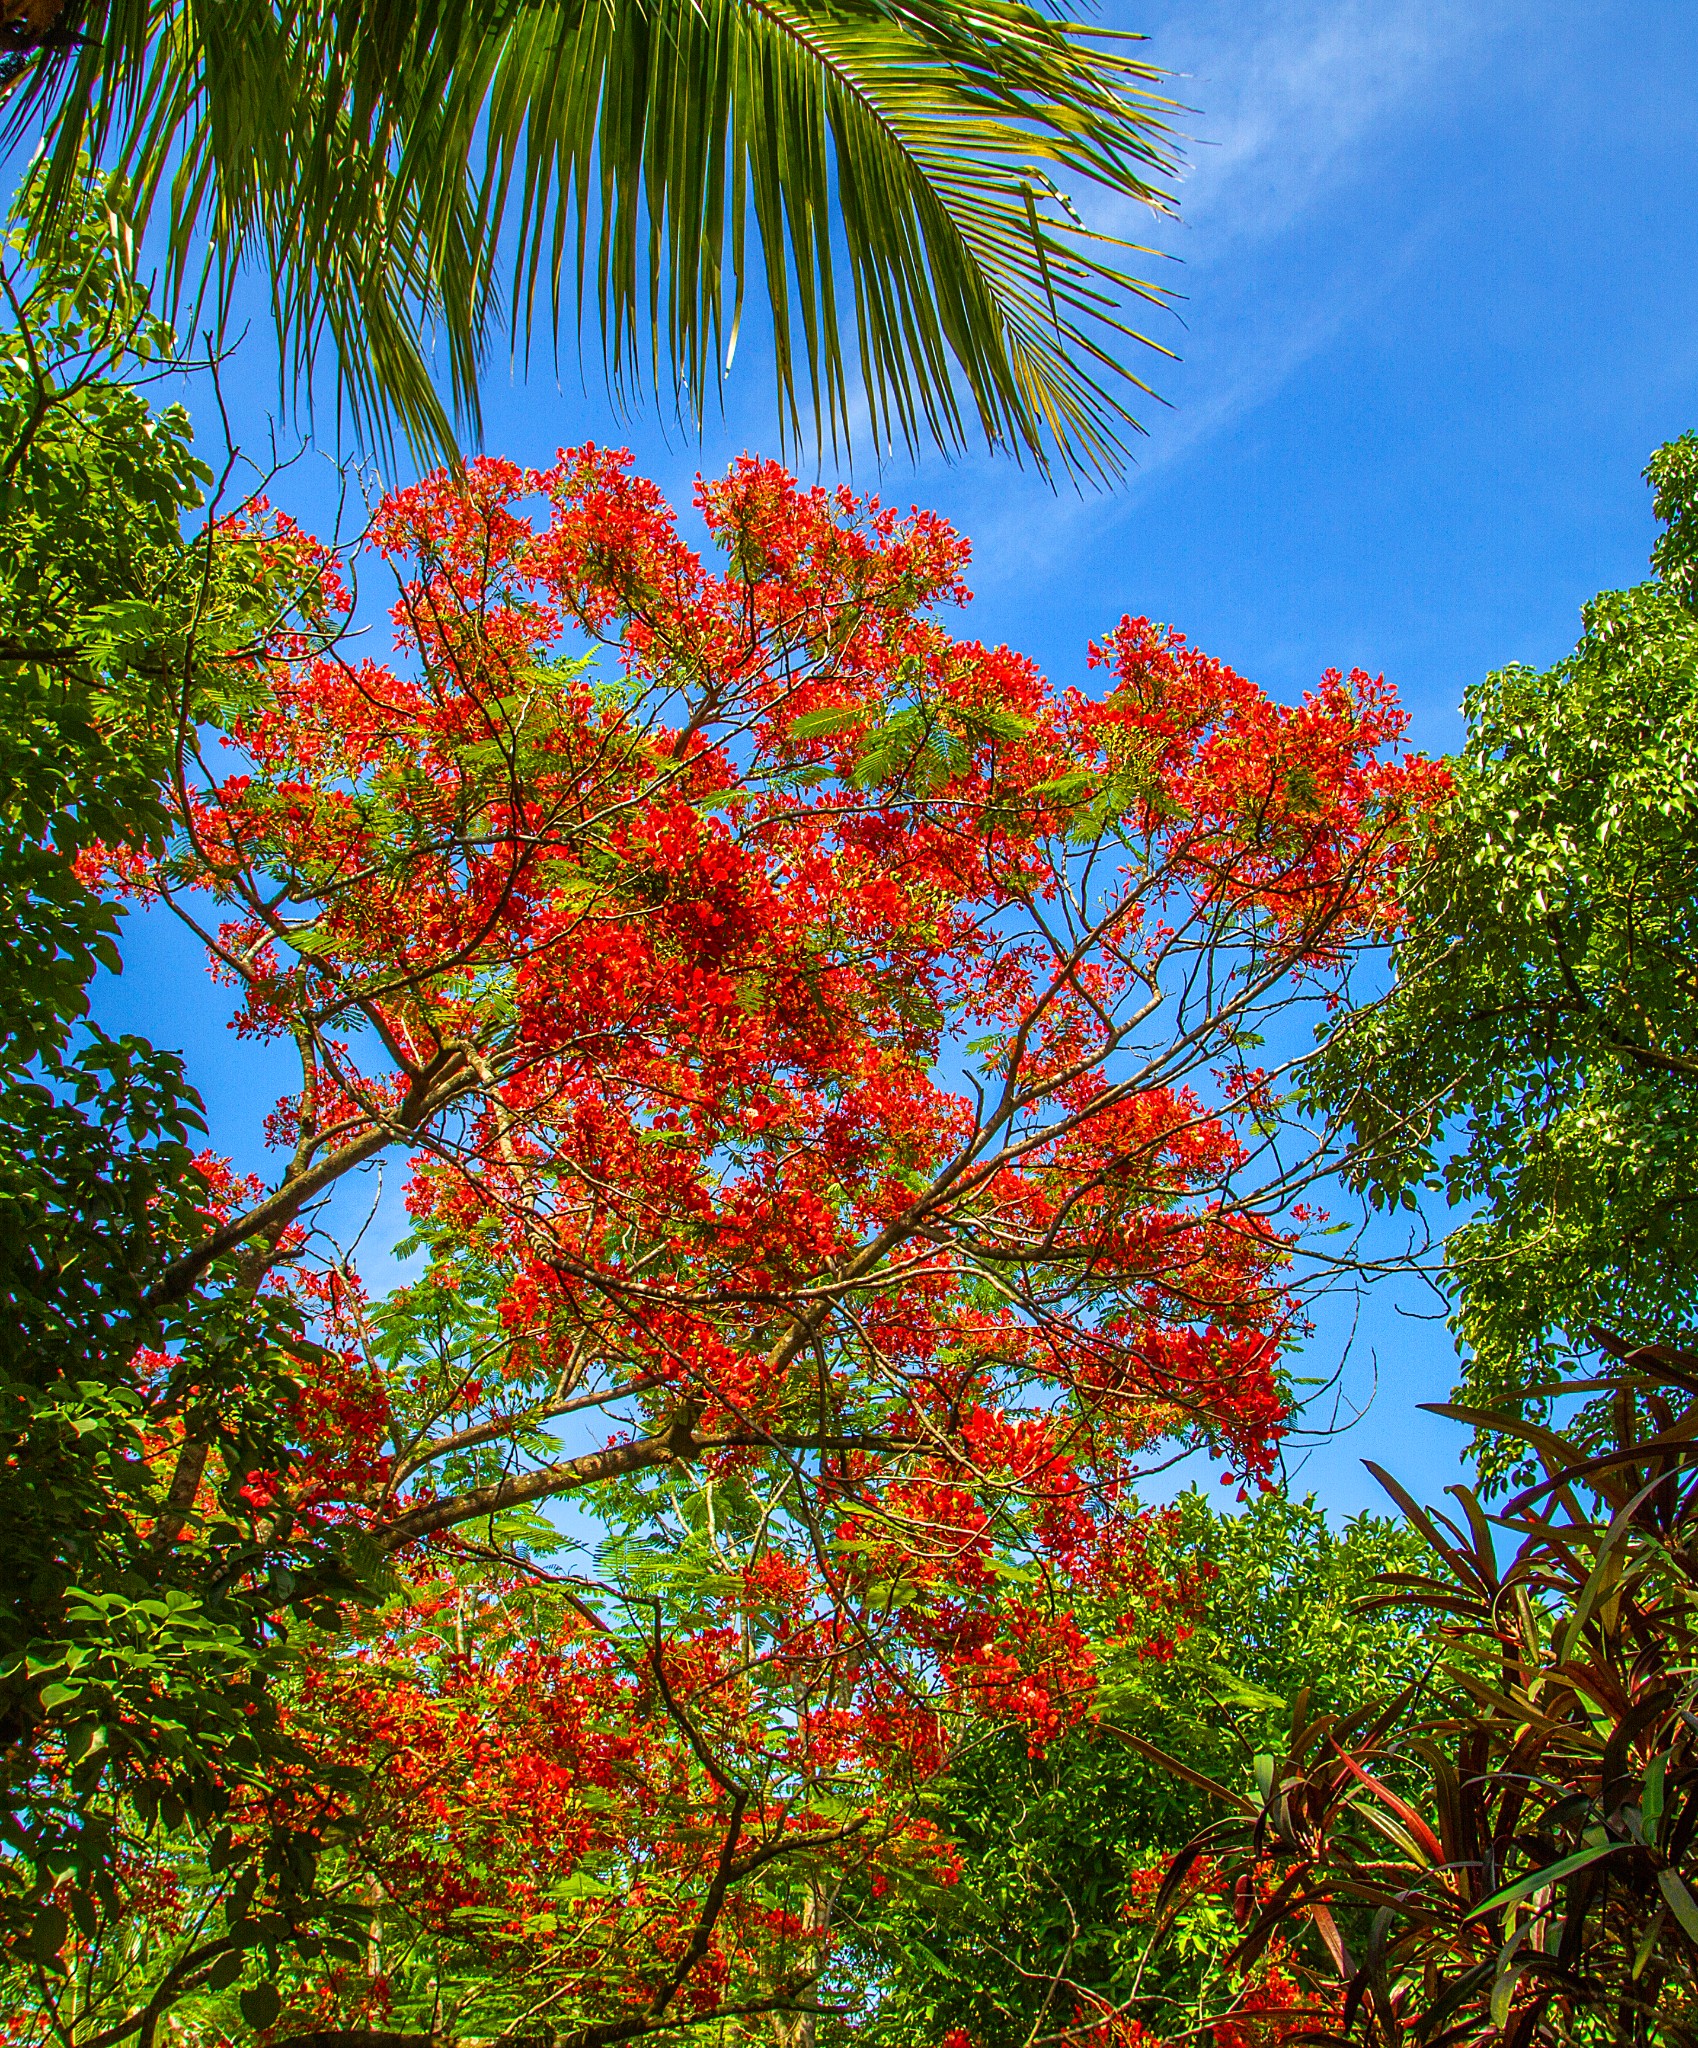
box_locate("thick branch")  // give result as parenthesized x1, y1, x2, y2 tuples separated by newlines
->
(270, 2037, 448, 2048)
(388, 1378, 659, 1491)
(271, 2006, 825, 2048)
(145, 1049, 470, 1312)
(371, 1407, 700, 1554)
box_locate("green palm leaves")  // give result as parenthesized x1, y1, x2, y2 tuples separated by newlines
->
(11, 0, 1180, 474)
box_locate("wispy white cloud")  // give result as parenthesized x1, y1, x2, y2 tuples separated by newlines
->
(916, 1, 1504, 581)
(1151, 0, 1483, 251)
(933, 213, 1438, 587)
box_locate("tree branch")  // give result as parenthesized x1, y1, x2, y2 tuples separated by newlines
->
(371, 1405, 701, 1554)
(145, 1048, 471, 1311)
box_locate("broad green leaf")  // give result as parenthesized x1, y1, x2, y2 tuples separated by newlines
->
(1659, 1868, 1698, 1944)
(240, 1982, 283, 2030)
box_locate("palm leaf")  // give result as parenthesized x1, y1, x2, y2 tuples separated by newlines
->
(6, 0, 1181, 473)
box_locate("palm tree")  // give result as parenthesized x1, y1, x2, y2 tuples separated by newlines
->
(2, 0, 1180, 478)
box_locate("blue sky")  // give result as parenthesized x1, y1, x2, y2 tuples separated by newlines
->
(96, 0, 1698, 1515)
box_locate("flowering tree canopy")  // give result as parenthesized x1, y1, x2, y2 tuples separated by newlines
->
(24, 447, 1441, 2040)
(120, 443, 1439, 1643)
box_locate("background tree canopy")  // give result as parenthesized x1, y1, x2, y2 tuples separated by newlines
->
(835, 1492, 1428, 2048)
(1314, 438, 1698, 1479)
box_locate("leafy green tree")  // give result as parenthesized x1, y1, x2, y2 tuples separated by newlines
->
(1313, 437, 1698, 1480)
(7, 0, 1181, 473)
(829, 1493, 1429, 2048)
(0, 176, 369, 1979)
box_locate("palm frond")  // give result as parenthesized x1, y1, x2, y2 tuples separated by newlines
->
(4, 0, 1182, 476)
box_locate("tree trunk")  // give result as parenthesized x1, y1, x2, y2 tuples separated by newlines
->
(771, 1874, 837, 2048)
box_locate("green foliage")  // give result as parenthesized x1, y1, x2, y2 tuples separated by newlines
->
(0, 175, 212, 1068)
(0, 175, 362, 1972)
(832, 1492, 1429, 2047)
(1313, 435, 1698, 1482)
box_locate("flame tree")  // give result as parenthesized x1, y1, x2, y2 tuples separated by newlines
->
(5, 428, 1441, 2038)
